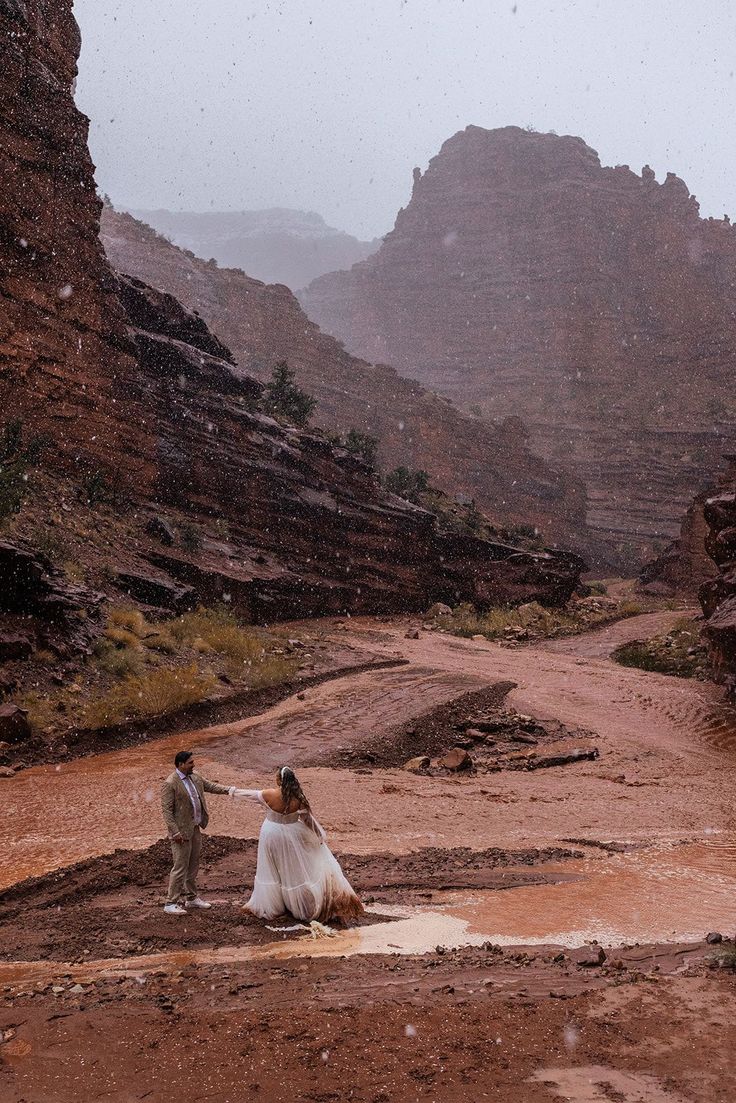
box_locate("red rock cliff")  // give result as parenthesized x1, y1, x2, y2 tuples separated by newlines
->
(101, 204, 586, 549)
(302, 125, 736, 570)
(0, 0, 150, 486)
(0, 4, 584, 620)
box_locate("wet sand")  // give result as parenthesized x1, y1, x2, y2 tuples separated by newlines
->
(3, 611, 736, 1101)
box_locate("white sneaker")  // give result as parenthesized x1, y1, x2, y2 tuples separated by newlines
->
(185, 897, 212, 910)
(164, 903, 187, 915)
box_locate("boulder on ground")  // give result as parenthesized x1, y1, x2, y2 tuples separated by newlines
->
(570, 945, 606, 967)
(0, 634, 34, 662)
(464, 728, 488, 742)
(115, 569, 196, 612)
(641, 580, 674, 597)
(403, 755, 430, 771)
(145, 516, 176, 546)
(529, 746, 599, 770)
(705, 932, 723, 944)
(0, 766, 16, 779)
(515, 601, 546, 625)
(0, 704, 31, 744)
(471, 633, 486, 642)
(405, 628, 420, 639)
(427, 602, 452, 618)
(436, 747, 473, 771)
(0, 674, 17, 697)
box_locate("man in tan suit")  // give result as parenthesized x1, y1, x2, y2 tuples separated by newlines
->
(161, 749, 236, 915)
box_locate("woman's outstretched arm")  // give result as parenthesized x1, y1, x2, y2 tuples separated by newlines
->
(230, 788, 264, 802)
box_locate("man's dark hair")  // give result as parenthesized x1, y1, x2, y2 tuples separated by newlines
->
(174, 750, 193, 768)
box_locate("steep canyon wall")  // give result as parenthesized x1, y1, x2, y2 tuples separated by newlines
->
(302, 125, 736, 570)
(101, 205, 587, 549)
(0, 4, 583, 621)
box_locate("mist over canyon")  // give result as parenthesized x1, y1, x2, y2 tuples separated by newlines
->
(302, 125, 736, 571)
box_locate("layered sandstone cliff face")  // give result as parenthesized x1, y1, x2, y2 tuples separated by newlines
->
(0, 0, 150, 486)
(115, 273, 584, 616)
(131, 208, 379, 292)
(0, 2, 583, 624)
(302, 125, 736, 570)
(640, 480, 723, 597)
(101, 205, 586, 548)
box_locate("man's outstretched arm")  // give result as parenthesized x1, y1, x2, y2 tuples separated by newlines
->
(202, 777, 236, 795)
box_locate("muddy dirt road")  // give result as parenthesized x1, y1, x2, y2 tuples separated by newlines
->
(3, 611, 736, 1102)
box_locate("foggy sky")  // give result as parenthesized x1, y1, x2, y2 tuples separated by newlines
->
(73, 0, 736, 240)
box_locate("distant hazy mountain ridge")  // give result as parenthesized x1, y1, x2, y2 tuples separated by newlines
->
(130, 207, 379, 291)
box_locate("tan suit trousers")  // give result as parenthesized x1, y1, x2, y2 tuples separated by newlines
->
(167, 826, 202, 904)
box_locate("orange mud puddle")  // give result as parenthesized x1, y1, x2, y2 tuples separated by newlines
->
(4, 610, 736, 958)
(2, 836, 734, 989)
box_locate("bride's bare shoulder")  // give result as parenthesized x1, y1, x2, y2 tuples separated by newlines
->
(261, 788, 280, 807)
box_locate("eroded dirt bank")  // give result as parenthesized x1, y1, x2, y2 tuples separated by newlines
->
(3, 611, 736, 1101)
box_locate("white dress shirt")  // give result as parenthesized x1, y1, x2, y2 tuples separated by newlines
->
(176, 768, 203, 825)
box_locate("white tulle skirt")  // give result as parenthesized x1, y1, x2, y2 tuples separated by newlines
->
(242, 804, 363, 924)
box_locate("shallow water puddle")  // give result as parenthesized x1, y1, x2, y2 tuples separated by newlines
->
(0, 904, 484, 986)
(451, 838, 736, 948)
(2, 839, 735, 986)
(529, 1065, 690, 1102)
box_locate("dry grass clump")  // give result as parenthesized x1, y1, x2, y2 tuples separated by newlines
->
(141, 631, 177, 654)
(108, 607, 148, 636)
(81, 664, 216, 730)
(247, 655, 300, 689)
(17, 691, 55, 735)
(200, 624, 264, 666)
(103, 626, 142, 650)
(435, 593, 650, 643)
(95, 643, 144, 678)
(169, 606, 265, 669)
(617, 599, 645, 617)
(169, 606, 236, 643)
(437, 602, 578, 640)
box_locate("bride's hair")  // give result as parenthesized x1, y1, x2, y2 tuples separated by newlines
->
(279, 765, 309, 811)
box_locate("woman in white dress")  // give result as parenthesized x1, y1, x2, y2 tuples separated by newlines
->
(232, 766, 364, 925)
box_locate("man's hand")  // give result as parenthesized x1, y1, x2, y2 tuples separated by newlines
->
(171, 832, 184, 844)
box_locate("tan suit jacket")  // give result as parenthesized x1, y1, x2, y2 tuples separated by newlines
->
(161, 770, 231, 839)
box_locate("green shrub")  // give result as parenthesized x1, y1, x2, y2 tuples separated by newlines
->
(263, 361, 316, 428)
(31, 527, 69, 562)
(342, 429, 378, 467)
(586, 579, 608, 595)
(96, 645, 145, 678)
(612, 618, 706, 678)
(613, 641, 669, 673)
(179, 521, 204, 553)
(713, 945, 736, 972)
(384, 466, 431, 504)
